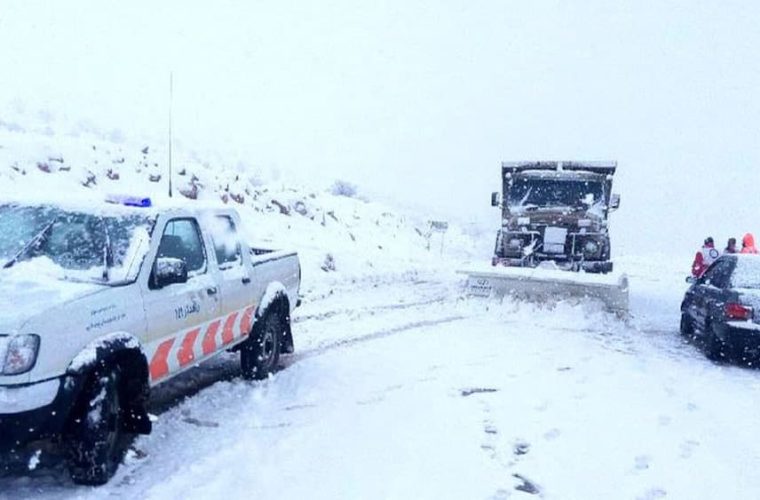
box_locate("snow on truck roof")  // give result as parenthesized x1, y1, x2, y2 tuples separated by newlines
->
(502, 161, 617, 176)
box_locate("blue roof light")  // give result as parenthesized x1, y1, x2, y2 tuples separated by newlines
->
(106, 194, 152, 207)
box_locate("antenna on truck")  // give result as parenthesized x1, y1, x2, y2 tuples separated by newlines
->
(168, 71, 174, 198)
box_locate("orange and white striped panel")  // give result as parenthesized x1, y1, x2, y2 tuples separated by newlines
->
(147, 305, 256, 384)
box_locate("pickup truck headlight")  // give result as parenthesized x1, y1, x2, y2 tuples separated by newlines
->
(2, 335, 40, 375)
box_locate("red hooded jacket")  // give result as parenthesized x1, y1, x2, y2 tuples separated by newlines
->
(741, 233, 759, 254)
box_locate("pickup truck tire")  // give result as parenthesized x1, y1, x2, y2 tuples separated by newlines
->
(241, 311, 282, 380)
(65, 365, 129, 485)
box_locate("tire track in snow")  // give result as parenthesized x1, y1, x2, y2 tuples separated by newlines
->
(291, 314, 471, 362)
(292, 296, 447, 323)
(149, 310, 470, 415)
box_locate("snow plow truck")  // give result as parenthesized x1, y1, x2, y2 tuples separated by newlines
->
(461, 161, 629, 314)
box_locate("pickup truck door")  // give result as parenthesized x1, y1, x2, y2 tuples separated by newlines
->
(141, 217, 221, 382)
(208, 215, 256, 339)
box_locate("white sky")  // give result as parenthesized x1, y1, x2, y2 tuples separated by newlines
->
(1, 1, 759, 254)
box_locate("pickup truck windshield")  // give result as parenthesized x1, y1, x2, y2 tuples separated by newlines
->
(509, 178, 605, 212)
(0, 204, 155, 284)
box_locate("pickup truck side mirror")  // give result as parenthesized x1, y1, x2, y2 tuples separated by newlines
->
(153, 257, 188, 289)
(491, 192, 501, 207)
(610, 193, 621, 211)
(685, 276, 697, 284)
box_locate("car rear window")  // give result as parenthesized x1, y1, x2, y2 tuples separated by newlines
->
(732, 257, 760, 289)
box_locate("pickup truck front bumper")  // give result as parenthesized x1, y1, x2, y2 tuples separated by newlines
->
(0, 376, 81, 453)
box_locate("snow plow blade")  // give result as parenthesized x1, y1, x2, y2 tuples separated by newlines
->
(458, 266, 629, 315)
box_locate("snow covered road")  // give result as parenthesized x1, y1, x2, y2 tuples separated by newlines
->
(3, 267, 760, 499)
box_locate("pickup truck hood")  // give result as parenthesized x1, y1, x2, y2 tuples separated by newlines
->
(0, 272, 102, 332)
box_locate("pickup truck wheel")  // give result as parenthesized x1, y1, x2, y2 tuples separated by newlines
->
(65, 365, 129, 485)
(241, 312, 282, 380)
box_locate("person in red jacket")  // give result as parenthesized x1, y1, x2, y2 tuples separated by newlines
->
(741, 233, 759, 254)
(692, 237, 719, 278)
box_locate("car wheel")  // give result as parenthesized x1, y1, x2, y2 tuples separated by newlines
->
(703, 323, 726, 362)
(241, 312, 282, 380)
(680, 314, 695, 339)
(728, 339, 747, 365)
(65, 365, 129, 485)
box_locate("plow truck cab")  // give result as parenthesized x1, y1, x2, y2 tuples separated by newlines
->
(491, 161, 620, 273)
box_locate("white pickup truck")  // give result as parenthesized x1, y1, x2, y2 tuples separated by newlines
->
(0, 197, 300, 485)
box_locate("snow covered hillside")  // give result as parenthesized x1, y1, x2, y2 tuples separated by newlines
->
(0, 112, 484, 284)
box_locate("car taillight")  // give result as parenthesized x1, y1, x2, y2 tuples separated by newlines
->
(725, 303, 754, 321)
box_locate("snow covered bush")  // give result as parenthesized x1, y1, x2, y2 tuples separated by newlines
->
(321, 253, 336, 272)
(330, 180, 358, 198)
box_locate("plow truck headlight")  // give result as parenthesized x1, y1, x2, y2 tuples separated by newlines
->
(509, 238, 523, 250)
(2, 334, 40, 375)
(517, 217, 531, 226)
(583, 240, 601, 258)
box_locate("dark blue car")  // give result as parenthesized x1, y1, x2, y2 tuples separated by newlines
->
(681, 254, 760, 362)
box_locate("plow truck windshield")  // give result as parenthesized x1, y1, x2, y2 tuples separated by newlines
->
(509, 178, 605, 212)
